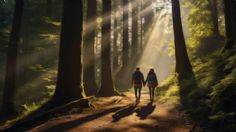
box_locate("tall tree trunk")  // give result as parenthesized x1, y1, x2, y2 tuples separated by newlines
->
(209, 0, 220, 36)
(113, 1, 119, 70)
(224, 0, 233, 40)
(132, 0, 138, 58)
(83, 0, 98, 96)
(143, 0, 154, 36)
(231, 0, 236, 41)
(122, 0, 129, 69)
(171, 0, 193, 80)
(20, 1, 30, 85)
(139, 0, 143, 52)
(47, 0, 52, 17)
(115, 0, 130, 89)
(1, 0, 24, 116)
(97, 0, 117, 96)
(223, 0, 236, 50)
(50, 0, 85, 107)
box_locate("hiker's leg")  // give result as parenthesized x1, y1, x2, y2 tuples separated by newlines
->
(134, 87, 138, 101)
(152, 87, 155, 101)
(151, 87, 154, 101)
(150, 87, 152, 101)
(149, 87, 152, 101)
(138, 87, 141, 101)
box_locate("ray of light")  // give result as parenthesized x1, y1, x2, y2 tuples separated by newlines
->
(137, 14, 175, 82)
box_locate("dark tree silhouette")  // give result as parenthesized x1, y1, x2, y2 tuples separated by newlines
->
(21, 1, 31, 83)
(209, 0, 220, 37)
(113, 1, 119, 70)
(171, 0, 193, 80)
(121, 0, 129, 70)
(114, 0, 131, 90)
(132, 0, 138, 58)
(139, 0, 144, 50)
(97, 0, 117, 96)
(47, 0, 52, 17)
(223, 0, 236, 51)
(50, 0, 85, 107)
(1, 0, 24, 116)
(231, 0, 236, 41)
(83, 0, 98, 96)
(143, 0, 154, 36)
(1, 0, 24, 117)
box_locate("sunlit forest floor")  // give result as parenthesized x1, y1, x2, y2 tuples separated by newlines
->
(24, 89, 193, 132)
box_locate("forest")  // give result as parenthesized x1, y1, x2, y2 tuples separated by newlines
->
(0, 0, 236, 131)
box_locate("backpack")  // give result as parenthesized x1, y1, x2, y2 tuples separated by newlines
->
(148, 73, 156, 82)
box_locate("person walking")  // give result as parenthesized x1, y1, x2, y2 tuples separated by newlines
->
(145, 69, 158, 102)
(131, 67, 145, 103)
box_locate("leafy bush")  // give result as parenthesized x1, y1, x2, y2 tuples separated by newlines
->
(160, 0, 236, 130)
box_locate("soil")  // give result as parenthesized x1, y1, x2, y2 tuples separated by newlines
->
(28, 89, 192, 132)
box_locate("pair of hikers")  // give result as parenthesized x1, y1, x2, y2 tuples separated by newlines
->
(131, 68, 158, 103)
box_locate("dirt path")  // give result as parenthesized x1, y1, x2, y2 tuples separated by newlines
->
(29, 89, 192, 132)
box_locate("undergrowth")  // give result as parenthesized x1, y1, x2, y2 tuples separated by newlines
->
(3, 98, 49, 128)
(159, 45, 236, 131)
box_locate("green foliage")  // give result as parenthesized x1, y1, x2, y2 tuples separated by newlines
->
(184, 0, 224, 56)
(29, 64, 47, 72)
(206, 49, 236, 131)
(4, 98, 49, 127)
(158, 75, 180, 108)
(178, 47, 236, 131)
(159, 75, 176, 88)
(159, 84, 180, 107)
(209, 112, 236, 131)
(45, 84, 56, 96)
(188, 7, 213, 39)
(0, 0, 61, 124)
(43, 17, 61, 27)
(160, 1, 235, 130)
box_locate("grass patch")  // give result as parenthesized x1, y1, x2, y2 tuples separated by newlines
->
(3, 98, 49, 128)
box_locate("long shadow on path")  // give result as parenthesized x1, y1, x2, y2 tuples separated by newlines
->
(112, 104, 137, 122)
(40, 106, 127, 132)
(136, 102, 156, 120)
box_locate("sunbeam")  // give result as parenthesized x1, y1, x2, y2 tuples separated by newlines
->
(137, 13, 174, 82)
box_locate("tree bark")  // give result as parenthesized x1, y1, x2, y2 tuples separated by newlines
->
(1, 0, 24, 116)
(113, 1, 119, 70)
(114, 0, 130, 89)
(21, 2, 31, 86)
(132, 0, 138, 58)
(224, 0, 233, 40)
(47, 0, 52, 17)
(122, 0, 129, 69)
(50, 0, 85, 107)
(209, 0, 220, 36)
(223, 0, 236, 50)
(231, 0, 236, 41)
(139, 0, 143, 52)
(83, 0, 98, 96)
(171, 0, 193, 80)
(143, 0, 154, 36)
(97, 0, 117, 97)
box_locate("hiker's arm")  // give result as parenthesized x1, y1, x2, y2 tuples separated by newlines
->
(146, 75, 149, 84)
(142, 75, 146, 86)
